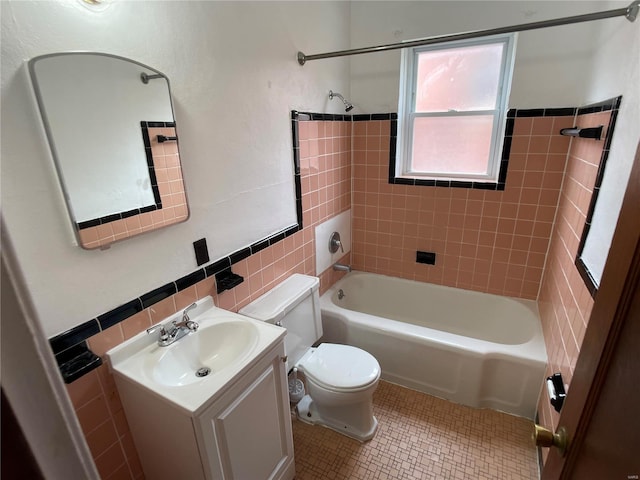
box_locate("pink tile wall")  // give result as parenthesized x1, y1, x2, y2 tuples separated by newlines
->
(351, 116, 574, 299)
(536, 110, 612, 450)
(66, 119, 351, 479)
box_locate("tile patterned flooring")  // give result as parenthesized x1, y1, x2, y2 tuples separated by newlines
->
(292, 381, 539, 479)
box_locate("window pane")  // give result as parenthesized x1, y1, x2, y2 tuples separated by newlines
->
(411, 115, 494, 175)
(415, 43, 504, 112)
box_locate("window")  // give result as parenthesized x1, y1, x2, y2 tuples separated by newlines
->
(396, 34, 516, 185)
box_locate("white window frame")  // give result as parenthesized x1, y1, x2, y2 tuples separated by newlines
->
(396, 33, 517, 183)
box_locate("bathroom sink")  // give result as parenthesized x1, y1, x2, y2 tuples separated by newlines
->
(146, 320, 259, 387)
(106, 297, 286, 413)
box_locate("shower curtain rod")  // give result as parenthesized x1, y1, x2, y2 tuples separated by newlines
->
(297, 1, 639, 65)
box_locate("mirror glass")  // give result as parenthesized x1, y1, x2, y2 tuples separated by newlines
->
(574, 97, 621, 297)
(29, 52, 189, 249)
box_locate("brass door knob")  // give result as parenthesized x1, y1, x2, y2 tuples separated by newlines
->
(534, 424, 568, 456)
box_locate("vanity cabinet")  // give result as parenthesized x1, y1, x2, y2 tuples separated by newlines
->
(195, 342, 294, 479)
(114, 340, 294, 480)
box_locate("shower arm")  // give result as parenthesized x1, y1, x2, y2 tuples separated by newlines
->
(329, 90, 354, 112)
(329, 91, 346, 102)
(298, 1, 640, 65)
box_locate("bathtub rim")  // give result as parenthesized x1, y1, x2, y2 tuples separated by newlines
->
(320, 270, 548, 366)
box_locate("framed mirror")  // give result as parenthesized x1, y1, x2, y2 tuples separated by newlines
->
(574, 97, 621, 297)
(28, 52, 189, 249)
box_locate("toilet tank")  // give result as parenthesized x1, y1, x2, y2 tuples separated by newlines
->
(239, 274, 322, 368)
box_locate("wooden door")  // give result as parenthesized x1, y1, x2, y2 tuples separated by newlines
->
(541, 142, 640, 478)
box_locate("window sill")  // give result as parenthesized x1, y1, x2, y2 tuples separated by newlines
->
(388, 176, 506, 190)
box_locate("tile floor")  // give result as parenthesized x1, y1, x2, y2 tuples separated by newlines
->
(292, 381, 539, 480)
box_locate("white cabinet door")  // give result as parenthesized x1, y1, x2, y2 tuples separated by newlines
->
(196, 343, 294, 480)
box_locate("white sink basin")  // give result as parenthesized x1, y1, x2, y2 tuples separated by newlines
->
(146, 319, 259, 387)
(106, 297, 285, 414)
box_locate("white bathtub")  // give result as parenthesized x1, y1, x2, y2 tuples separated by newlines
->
(320, 271, 547, 419)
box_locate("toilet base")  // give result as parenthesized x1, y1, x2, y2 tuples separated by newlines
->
(296, 395, 378, 442)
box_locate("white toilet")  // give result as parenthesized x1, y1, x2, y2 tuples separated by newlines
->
(240, 273, 380, 442)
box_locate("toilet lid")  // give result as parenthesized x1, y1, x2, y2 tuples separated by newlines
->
(301, 343, 380, 391)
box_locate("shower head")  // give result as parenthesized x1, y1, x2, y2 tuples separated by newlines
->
(329, 90, 354, 112)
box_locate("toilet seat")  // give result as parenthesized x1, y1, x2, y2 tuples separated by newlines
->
(298, 343, 380, 393)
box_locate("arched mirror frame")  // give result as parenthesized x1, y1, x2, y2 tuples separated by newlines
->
(28, 52, 189, 250)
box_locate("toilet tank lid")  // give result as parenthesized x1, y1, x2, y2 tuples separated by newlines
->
(239, 274, 319, 323)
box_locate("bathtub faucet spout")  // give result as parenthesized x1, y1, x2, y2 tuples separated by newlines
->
(333, 263, 352, 272)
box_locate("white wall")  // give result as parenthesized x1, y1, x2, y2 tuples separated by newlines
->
(581, 0, 640, 284)
(349, 1, 616, 112)
(1, 0, 351, 337)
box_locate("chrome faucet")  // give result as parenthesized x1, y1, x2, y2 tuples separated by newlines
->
(176, 302, 199, 331)
(147, 303, 199, 347)
(333, 263, 352, 272)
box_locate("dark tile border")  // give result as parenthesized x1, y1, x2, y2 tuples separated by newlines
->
(140, 121, 171, 207)
(50, 319, 100, 354)
(51, 220, 304, 362)
(352, 113, 398, 121)
(98, 298, 144, 329)
(176, 269, 206, 291)
(296, 112, 351, 121)
(508, 107, 577, 118)
(50, 234, 304, 350)
(140, 284, 177, 309)
(575, 96, 623, 298)
(576, 96, 621, 116)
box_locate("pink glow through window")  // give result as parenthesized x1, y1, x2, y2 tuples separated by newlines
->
(411, 116, 494, 174)
(398, 35, 515, 182)
(415, 44, 504, 113)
